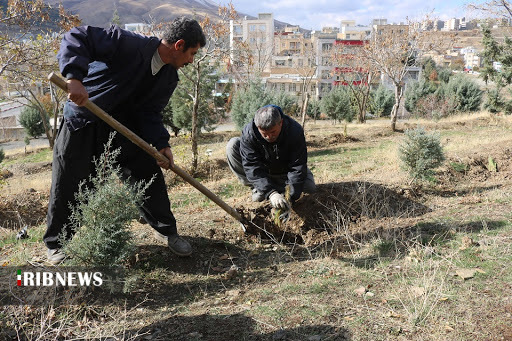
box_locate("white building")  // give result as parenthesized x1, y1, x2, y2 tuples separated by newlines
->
(229, 13, 275, 74)
(124, 23, 151, 33)
(339, 20, 371, 40)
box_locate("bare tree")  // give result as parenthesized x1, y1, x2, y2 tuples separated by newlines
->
(468, 0, 512, 19)
(171, 5, 237, 172)
(299, 43, 318, 129)
(1, 0, 80, 147)
(332, 40, 379, 123)
(364, 21, 436, 131)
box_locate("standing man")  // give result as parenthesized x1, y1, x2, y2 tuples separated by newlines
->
(44, 17, 206, 264)
(226, 105, 316, 210)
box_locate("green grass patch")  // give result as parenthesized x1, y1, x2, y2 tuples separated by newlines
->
(0, 224, 45, 249)
(279, 283, 303, 294)
(307, 281, 330, 294)
(171, 191, 213, 209)
(449, 161, 468, 173)
(3, 148, 53, 166)
(251, 304, 288, 321)
(0, 225, 46, 265)
(310, 142, 393, 177)
(217, 182, 246, 199)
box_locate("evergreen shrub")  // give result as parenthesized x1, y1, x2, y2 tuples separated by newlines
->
(61, 134, 153, 266)
(399, 127, 445, 183)
(19, 106, 48, 138)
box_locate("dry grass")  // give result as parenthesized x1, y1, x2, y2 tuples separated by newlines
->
(2, 112, 512, 340)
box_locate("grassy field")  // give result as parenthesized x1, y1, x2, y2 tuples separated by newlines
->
(1, 112, 512, 340)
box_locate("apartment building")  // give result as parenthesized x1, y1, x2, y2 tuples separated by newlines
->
(332, 40, 367, 86)
(225, 14, 430, 104)
(339, 20, 371, 40)
(271, 26, 317, 98)
(311, 28, 337, 98)
(372, 23, 408, 36)
(444, 18, 460, 31)
(230, 13, 275, 74)
(274, 26, 310, 56)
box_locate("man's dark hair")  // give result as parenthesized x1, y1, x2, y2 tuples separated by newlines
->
(254, 105, 283, 130)
(163, 17, 206, 50)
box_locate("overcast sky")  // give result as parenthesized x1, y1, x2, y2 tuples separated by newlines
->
(221, 0, 475, 30)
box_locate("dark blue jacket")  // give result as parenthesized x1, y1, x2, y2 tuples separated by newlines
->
(240, 110, 308, 201)
(57, 25, 178, 150)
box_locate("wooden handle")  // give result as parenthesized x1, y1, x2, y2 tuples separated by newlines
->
(48, 72, 244, 224)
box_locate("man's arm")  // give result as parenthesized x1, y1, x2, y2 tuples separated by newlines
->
(286, 126, 308, 202)
(58, 25, 126, 82)
(239, 132, 274, 197)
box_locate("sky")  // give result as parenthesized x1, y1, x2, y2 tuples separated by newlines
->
(220, 0, 476, 30)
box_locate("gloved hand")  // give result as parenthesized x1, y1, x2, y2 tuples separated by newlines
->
(269, 191, 290, 210)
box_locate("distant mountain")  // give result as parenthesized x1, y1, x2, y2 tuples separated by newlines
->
(43, 0, 257, 28)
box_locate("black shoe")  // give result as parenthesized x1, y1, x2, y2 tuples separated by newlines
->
(154, 231, 192, 257)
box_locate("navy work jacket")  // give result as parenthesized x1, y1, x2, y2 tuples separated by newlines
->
(57, 25, 178, 150)
(239, 111, 308, 201)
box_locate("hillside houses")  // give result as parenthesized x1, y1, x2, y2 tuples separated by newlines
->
(224, 13, 495, 105)
(0, 13, 498, 141)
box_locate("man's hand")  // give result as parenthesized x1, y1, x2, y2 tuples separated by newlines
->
(66, 79, 89, 106)
(158, 146, 174, 170)
(269, 191, 290, 210)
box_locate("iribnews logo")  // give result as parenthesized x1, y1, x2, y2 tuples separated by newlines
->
(16, 269, 103, 287)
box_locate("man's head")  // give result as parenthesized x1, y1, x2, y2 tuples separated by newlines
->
(160, 17, 206, 69)
(254, 105, 283, 143)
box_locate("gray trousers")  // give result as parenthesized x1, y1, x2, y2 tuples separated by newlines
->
(226, 137, 316, 195)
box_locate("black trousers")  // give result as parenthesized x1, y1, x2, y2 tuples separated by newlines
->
(44, 115, 177, 250)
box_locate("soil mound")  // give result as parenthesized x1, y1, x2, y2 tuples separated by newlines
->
(241, 182, 430, 244)
(0, 190, 48, 230)
(307, 133, 359, 148)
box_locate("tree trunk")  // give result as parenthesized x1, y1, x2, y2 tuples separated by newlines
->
(300, 92, 310, 129)
(191, 64, 201, 174)
(28, 89, 54, 148)
(357, 96, 366, 124)
(390, 84, 403, 132)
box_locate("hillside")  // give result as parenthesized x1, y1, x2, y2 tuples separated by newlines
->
(43, 0, 253, 28)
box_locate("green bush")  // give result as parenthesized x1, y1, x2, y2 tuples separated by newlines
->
(230, 80, 273, 130)
(61, 133, 152, 266)
(161, 101, 181, 136)
(414, 91, 457, 121)
(169, 56, 222, 133)
(404, 80, 436, 114)
(369, 85, 395, 117)
(421, 57, 438, 82)
(484, 87, 505, 113)
(399, 127, 445, 182)
(18, 106, 49, 138)
(437, 68, 453, 83)
(307, 98, 321, 120)
(272, 91, 297, 116)
(320, 86, 354, 123)
(445, 75, 482, 112)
